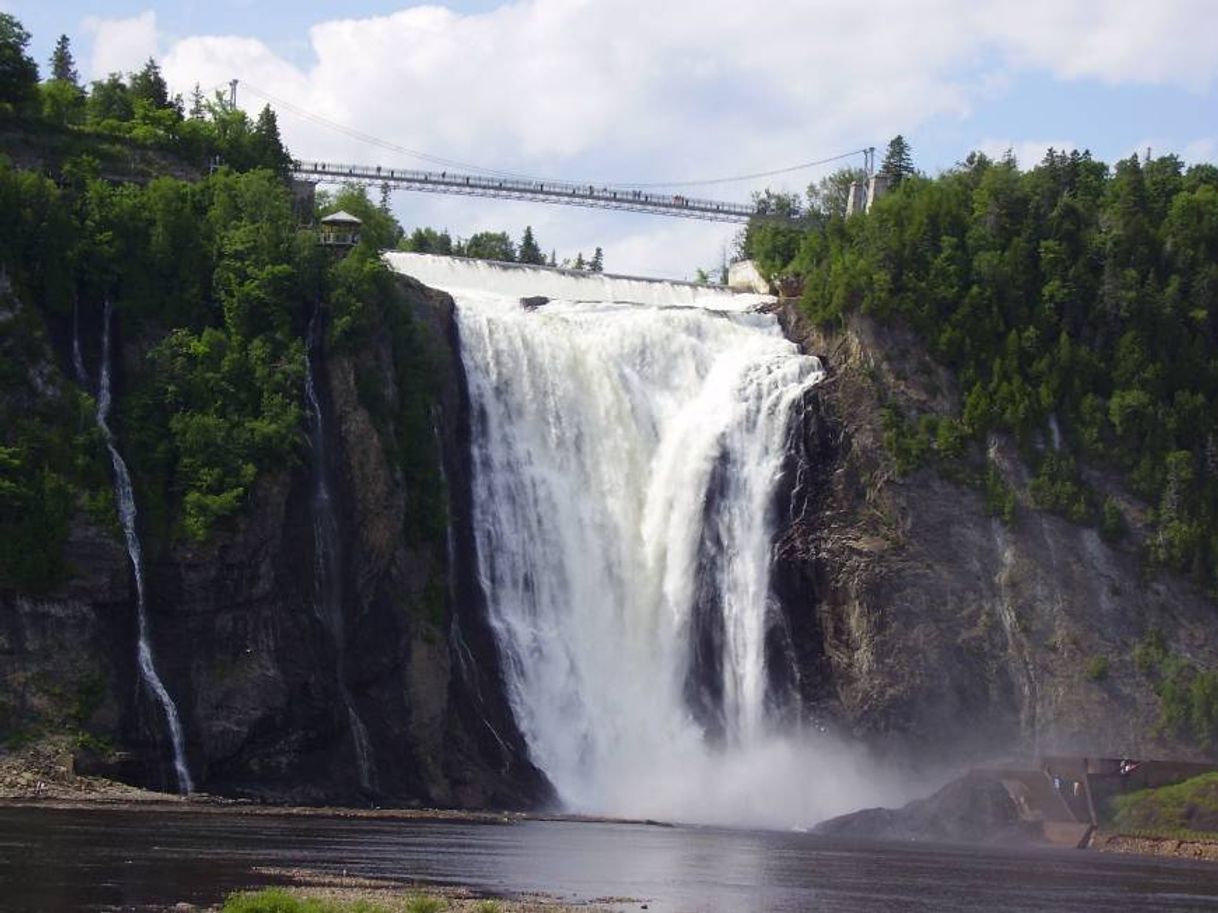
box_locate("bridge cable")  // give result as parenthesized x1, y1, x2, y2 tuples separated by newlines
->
(243, 81, 869, 193)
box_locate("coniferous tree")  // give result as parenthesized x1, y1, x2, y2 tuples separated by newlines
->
(0, 13, 39, 114)
(548, 249, 557, 267)
(129, 57, 170, 109)
(574, 251, 586, 270)
(879, 134, 915, 184)
(589, 246, 604, 272)
(251, 104, 293, 180)
(49, 34, 78, 85)
(518, 225, 544, 264)
(188, 83, 205, 119)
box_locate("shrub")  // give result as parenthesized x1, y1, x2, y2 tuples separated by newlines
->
(1084, 655, 1110, 682)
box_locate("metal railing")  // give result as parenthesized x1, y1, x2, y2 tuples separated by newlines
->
(293, 160, 782, 224)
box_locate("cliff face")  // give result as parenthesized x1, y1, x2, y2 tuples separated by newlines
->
(0, 276, 550, 807)
(771, 304, 1218, 766)
(5, 270, 1216, 806)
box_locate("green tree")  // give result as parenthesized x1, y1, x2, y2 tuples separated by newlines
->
(40, 78, 84, 125)
(0, 13, 39, 115)
(188, 83, 205, 119)
(250, 104, 293, 180)
(49, 34, 78, 85)
(401, 227, 453, 255)
(463, 231, 515, 263)
(808, 166, 868, 218)
(879, 135, 915, 184)
(129, 57, 170, 110)
(589, 246, 604, 272)
(87, 73, 134, 124)
(518, 225, 544, 264)
(318, 184, 402, 250)
(573, 251, 586, 270)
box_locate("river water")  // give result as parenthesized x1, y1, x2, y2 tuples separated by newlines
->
(2, 806, 1217, 912)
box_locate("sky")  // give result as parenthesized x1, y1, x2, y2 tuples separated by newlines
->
(4, 0, 1218, 278)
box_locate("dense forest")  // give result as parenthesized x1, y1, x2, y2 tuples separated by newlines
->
(0, 16, 429, 590)
(745, 140, 1218, 595)
(741, 141, 1218, 749)
(0, 14, 604, 593)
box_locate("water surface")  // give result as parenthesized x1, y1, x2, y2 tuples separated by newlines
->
(2, 806, 1218, 912)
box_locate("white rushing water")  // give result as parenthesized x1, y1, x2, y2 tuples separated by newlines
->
(390, 254, 903, 827)
(97, 302, 193, 795)
(303, 308, 377, 793)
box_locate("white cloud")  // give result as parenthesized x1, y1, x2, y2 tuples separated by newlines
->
(976, 0, 1218, 90)
(1183, 137, 1217, 163)
(82, 10, 159, 81)
(151, 0, 1218, 275)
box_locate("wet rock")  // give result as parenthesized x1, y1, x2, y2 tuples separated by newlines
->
(814, 775, 1038, 845)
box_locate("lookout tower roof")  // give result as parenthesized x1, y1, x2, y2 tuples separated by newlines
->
(320, 210, 362, 226)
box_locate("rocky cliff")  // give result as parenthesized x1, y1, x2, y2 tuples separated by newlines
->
(0, 274, 550, 807)
(771, 303, 1218, 767)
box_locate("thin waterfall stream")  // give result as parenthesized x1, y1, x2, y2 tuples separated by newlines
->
(388, 253, 900, 828)
(304, 306, 377, 794)
(96, 302, 193, 795)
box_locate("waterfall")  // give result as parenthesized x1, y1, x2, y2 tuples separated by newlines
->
(96, 302, 193, 795)
(304, 306, 377, 793)
(71, 299, 88, 386)
(389, 253, 892, 828)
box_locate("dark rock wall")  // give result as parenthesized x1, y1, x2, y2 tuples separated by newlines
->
(0, 277, 550, 808)
(770, 303, 1218, 767)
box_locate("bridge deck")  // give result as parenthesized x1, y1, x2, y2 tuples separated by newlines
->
(293, 160, 772, 224)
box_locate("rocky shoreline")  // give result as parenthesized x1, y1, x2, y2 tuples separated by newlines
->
(1089, 831, 1218, 862)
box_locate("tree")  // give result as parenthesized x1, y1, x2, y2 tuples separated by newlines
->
(87, 73, 133, 124)
(463, 231, 516, 263)
(400, 227, 453, 255)
(318, 185, 402, 250)
(808, 166, 868, 218)
(129, 57, 170, 110)
(573, 251, 586, 270)
(188, 83, 205, 119)
(548, 249, 557, 267)
(518, 225, 544, 264)
(49, 34, 78, 85)
(589, 246, 604, 272)
(40, 78, 84, 125)
(879, 135, 915, 184)
(250, 104, 293, 180)
(0, 13, 39, 115)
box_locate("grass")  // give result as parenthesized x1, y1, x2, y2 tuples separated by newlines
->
(404, 896, 448, 913)
(221, 888, 444, 913)
(1108, 772, 1218, 835)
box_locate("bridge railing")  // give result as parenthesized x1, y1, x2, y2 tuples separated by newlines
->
(293, 160, 777, 223)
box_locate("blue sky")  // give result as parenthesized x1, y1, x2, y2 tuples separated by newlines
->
(4, 0, 1217, 277)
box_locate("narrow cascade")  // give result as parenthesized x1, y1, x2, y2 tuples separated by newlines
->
(388, 253, 886, 828)
(304, 307, 377, 793)
(71, 298, 88, 386)
(96, 301, 193, 795)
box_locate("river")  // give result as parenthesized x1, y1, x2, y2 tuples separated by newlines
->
(2, 806, 1217, 912)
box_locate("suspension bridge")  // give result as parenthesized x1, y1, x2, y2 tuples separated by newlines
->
(238, 82, 870, 224)
(293, 160, 780, 224)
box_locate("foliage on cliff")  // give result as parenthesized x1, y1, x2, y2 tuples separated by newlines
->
(1109, 771, 1218, 835)
(750, 147, 1218, 591)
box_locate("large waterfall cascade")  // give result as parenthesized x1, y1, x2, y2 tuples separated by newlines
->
(388, 254, 900, 827)
(96, 302, 193, 795)
(303, 307, 377, 793)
